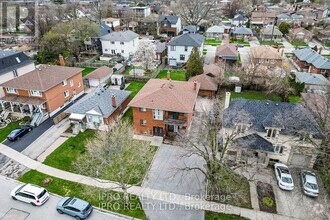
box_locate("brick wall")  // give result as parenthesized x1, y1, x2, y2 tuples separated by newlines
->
(104, 96, 131, 125)
(132, 107, 165, 136)
(198, 90, 215, 98)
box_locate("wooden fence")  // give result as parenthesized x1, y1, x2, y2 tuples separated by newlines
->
(53, 112, 69, 125)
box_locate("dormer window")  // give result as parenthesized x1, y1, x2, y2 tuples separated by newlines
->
(266, 128, 278, 138)
(274, 145, 284, 154)
(30, 90, 42, 97)
(235, 123, 249, 133)
(6, 88, 17, 94)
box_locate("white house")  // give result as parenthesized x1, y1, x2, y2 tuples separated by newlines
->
(0, 50, 35, 98)
(130, 6, 151, 18)
(111, 74, 125, 86)
(231, 14, 248, 27)
(85, 66, 113, 88)
(102, 17, 120, 30)
(167, 33, 204, 66)
(205, 25, 230, 40)
(100, 30, 139, 58)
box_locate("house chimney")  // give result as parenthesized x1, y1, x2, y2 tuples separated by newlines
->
(224, 92, 231, 109)
(281, 48, 284, 56)
(318, 47, 323, 54)
(193, 80, 198, 90)
(111, 94, 117, 107)
(167, 70, 170, 80)
(59, 54, 65, 66)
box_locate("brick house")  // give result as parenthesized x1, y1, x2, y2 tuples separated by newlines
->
(66, 88, 131, 131)
(288, 27, 314, 42)
(251, 12, 276, 27)
(128, 79, 200, 137)
(292, 47, 330, 77)
(188, 74, 218, 98)
(0, 65, 84, 125)
(250, 46, 284, 67)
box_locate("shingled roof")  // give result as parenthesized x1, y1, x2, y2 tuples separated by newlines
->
(85, 66, 113, 80)
(234, 27, 253, 35)
(223, 98, 322, 138)
(158, 15, 179, 24)
(216, 44, 238, 60)
(101, 30, 138, 42)
(167, 33, 204, 47)
(0, 50, 34, 75)
(260, 26, 283, 36)
(294, 72, 330, 86)
(251, 46, 283, 60)
(189, 74, 218, 91)
(293, 47, 330, 70)
(128, 79, 200, 113)
(234, 133, 274, 152)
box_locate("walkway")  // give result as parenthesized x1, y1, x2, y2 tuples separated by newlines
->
(0, 143, 303, 220)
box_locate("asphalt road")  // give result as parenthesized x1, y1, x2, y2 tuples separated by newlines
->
(0, 175, 129, 220)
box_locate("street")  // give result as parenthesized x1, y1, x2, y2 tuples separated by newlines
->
(0, 175, 130, 220)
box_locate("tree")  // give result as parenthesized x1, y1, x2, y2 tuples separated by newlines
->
(172, 0, 212, 26)
(186, 47, 203, 78)
(73, 120, 154, 201)
(133, 41, 156, 70)
(223, 0, 241, 18)
(278, 22, 291, 35)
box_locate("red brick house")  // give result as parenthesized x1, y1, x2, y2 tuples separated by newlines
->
(0, 65, 84, 125)
(189, 74, 218, 98)
(128, 79, 200, 137)
(292, 47, 330, 77)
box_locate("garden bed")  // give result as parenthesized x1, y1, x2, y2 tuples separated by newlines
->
(256, 181, 277, 213)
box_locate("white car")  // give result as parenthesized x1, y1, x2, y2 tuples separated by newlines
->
(11, 184, 49, 206)
(301, 170, 319, 197)
(274, 163, 294, 191)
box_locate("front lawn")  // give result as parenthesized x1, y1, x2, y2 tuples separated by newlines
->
(82, 67, 96, 77)
(204, 39, 222, 46)
(125, 81, 146, 98)
(205, 211, 249, 220)
(230, 39, 250, 47)
(230, 90, 300, 103)
(19, 170, 145, 219)
(203, 49, 207, 55)
(156, 70, 187, 81)
(259, 40, 284, 48)
(0, 120, 21, 142)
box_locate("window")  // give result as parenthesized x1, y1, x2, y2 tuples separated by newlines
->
(15, 57, 21, 63)
(111, 49, 116, 54)
(265, 59, 269, 63)
(267, 129, 277, 138)
(120, 42, 124, 45)
(78, 82, 81, 88)
(111, 41, 115, 44)
(139, 108, 147, 112)
(170, 46, 176, 51)
(6, 88, 17, 94)
(64, 90, 69, 98)
(121, 50, 124, 53)
(70, 80, 74, 87)
(271, 59, 275, 64)
(152, 109, 163, 120)
(105, 49, 108, 52)
(180, 54, 185, 61)
(321, 69, 326, 74)
(30, 90, 42, 97)
(62, 80, 67, 86)
(259, 59, 264, 63)
(274, 146, 284, 154)
(140, 119, 147, 125)
(41, 103, 46, 109)
(184, 46, 188, 52)
(236, 124, 248, 133)
(13, 69, 18, 77)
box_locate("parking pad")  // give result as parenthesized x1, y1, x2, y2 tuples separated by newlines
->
(1, 208, 29, 220)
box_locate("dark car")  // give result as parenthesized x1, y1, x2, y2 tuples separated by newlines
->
(7, 125, 33, 141)
(57, 197, 93, 220)
(109, 56, 125, 63)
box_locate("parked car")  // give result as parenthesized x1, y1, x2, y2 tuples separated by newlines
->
(237, 44, 244, 48)
(274, 163, 294, 190)
(57, 197, 93, 220)
(7, 125, 33, 141)
(10, 184, 49, 206)
(301, 170, 319, 197)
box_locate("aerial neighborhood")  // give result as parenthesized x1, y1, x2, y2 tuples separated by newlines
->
(0, 0, 329, 220)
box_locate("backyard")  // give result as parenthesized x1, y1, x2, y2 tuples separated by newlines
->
(19, 170, 145, 219)
(230, 90, 301, 103)
(230, 38, 250, 47)
(0, 120, 22, 142)
(204, 39, 222, 46)
(205, 211, 249, 220)
(156, 70, 187, 81)
(82, 67, 96, 77)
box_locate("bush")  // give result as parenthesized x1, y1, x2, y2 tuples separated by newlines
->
(262, 197, 274, 207)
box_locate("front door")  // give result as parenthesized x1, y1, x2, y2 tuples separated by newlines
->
(153, 126, 163, 137)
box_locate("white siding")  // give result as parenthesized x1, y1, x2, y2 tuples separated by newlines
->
(167, 43, 204, 66)
(172, 18, 182, 34)
(101, 37, 139, 58)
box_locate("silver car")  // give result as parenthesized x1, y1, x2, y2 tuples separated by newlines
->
(300, 170, 319, 197)
(57, 197, 93, 220)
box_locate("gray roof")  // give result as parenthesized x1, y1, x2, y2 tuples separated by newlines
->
(99, 23, 113, 37)
(294, 72, 330, 86)
(159, 15, 179, 24)
(234, 27, 253, 35)
(276, 13, 292, 19)
(66, 88, 131, 118)
(233, 14, 247, 21)
(291, 13, 303, 19)
(183, 25, 197, 33)
(101, 30, 138, 42)
(168, 33, 204, 47)
(155, 41, 166, 53)
(223, 98, 322, 138)
(261, 26, 283, 36)
(293, 47, 330, 70)
(0, 50, 34, 75)
(234, 133, 274, 152)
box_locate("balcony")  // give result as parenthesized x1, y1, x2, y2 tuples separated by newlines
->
(164, 114, 187, 126)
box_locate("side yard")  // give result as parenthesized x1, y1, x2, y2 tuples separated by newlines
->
(229, 90, 301, 103)
(82, 67, 96, 77)
(156, 70, 187, 81)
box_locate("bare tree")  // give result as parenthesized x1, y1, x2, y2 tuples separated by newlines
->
(73, 120, 154, 201)
(172, 0, 212, 25)
(133, 41, 156, 70)
(89, 0, 113, 24)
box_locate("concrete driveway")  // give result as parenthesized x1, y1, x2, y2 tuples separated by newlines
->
(282, 38, 295, 54)
(238, 46, 251, 67)
(204, 45, 217, 64)
(141, 144, 205, 220)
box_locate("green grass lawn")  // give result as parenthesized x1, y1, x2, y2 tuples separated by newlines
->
(0, 120, 21, 142)
(82, 67, 96, 77)
(230, 90, 300, 103)
(125, 81, 146, 98)
(204, 39, 222, 46)
(203, 49, 207, 55)
(43, 130, 96, 171)
(291, 41, 308, 47)
(230, 39, 250, 47)
(19, 170, 145, 219)
(259, 40, 284, 48)
(205, 211, 249, 220)
(156, 70, 187, 81)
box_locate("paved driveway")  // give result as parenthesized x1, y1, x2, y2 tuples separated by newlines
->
(238, 46, 251, 67)
(141, 144, 205, 220)
(204, 45, 217, 64)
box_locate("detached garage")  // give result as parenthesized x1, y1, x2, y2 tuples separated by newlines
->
(85, 66, 113, 87)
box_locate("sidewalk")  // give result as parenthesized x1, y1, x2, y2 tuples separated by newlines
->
(0, 143, 302, 220)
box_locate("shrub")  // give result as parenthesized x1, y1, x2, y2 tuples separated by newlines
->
(262, 197, 274, 207)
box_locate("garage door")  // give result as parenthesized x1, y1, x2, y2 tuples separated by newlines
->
(291, 154, 311, 167)
(168, 58, 177, 66)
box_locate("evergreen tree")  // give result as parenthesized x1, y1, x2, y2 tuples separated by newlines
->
(186, 46, 203, 78)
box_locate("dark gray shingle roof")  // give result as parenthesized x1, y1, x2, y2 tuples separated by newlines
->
(234, 133, 274, 152)
(66, 88, 131, 118)
(101, 30, 138, 42)
(99, 24, 113, 37)
(234, 27, 253, 35)
(223, 98, 322, 138)
(0, 50, 34, 75)
(295, 72, 330, 86)
(293, 47, 330, 70)
(168, 33, 204, 47)
(159, 15, 179, 24)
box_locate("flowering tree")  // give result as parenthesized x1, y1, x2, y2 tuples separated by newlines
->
(133, 41, 155, 70)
